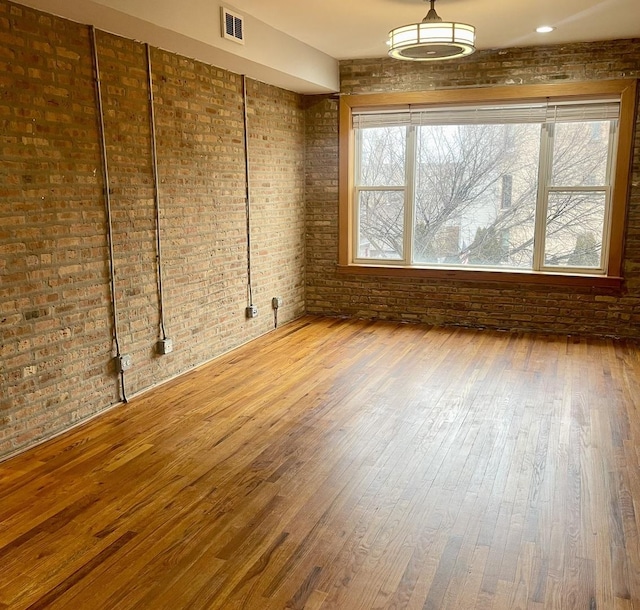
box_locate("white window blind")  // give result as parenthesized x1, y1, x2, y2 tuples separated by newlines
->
(353, 99, 620, 129)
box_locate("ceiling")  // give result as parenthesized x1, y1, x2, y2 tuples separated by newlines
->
(229, 0, 640, 59)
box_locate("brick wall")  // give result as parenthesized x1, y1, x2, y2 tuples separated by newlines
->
(0, 0, 305, 459)
(306, 40, 640, 337)
(245, 80, 306, 327)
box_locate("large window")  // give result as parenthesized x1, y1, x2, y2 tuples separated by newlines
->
(339, 81, 637, 286)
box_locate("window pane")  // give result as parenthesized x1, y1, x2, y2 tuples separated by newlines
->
(358, 190, 404, 260)
(413, 123, 540, 268)
(359, 127, 406, 187)
(551, 121, 611, 187)
(544, 191, 605, 268)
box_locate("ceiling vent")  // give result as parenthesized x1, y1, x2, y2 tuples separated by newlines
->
(221, 7, 245, 44)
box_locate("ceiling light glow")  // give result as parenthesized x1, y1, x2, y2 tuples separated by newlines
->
(536, 25, 555, 33)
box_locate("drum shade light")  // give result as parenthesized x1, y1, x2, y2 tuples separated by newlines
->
(388, 0, 476, 61)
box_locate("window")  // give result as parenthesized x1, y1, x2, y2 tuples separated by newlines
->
(339, 81, 637, 287)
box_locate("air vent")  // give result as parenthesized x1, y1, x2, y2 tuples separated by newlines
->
(221, 7, 245, 44)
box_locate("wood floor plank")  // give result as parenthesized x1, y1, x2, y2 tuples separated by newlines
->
(1, 316, 640, 608)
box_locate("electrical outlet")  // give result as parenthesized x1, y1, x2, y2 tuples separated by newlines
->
(245, 305, 258, 319)
(157, 338, 173, 354)
(272, 296, 283, 309)
(116, 354, 132, 373)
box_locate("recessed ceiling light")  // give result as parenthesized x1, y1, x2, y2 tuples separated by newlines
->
(536, 25, 555, 33)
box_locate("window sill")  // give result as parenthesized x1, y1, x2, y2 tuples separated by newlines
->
(337, 264, 623, 290)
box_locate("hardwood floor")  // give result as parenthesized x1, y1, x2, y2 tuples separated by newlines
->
(1, 316, 640, 609)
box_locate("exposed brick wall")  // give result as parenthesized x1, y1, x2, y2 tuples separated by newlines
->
(0, 0, 305, 459)
(0, 4, 116, 455)
(95, 31, 159, 398)
(306, 41, 640, 338)
(305, 95, 340, 312)
(247, 80, 306, 325)
(144, 49, 249, 377)
(340, 40, 640, 94)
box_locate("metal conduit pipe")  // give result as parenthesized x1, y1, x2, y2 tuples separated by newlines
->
(145, 43, 168, 342)
(242, 75, 255, 312)
(89, 26, 128, 403)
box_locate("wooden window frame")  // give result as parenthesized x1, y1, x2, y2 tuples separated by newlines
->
(338, 80, 637, 289)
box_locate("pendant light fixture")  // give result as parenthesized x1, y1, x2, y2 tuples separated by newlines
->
(388, 0, 476, 61)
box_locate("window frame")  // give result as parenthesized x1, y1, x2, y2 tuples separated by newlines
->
(338, 80, 637, 288)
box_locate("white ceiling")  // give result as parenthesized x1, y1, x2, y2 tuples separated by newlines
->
(15, 0, 640, 93)
(229, 0, 640, 59)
